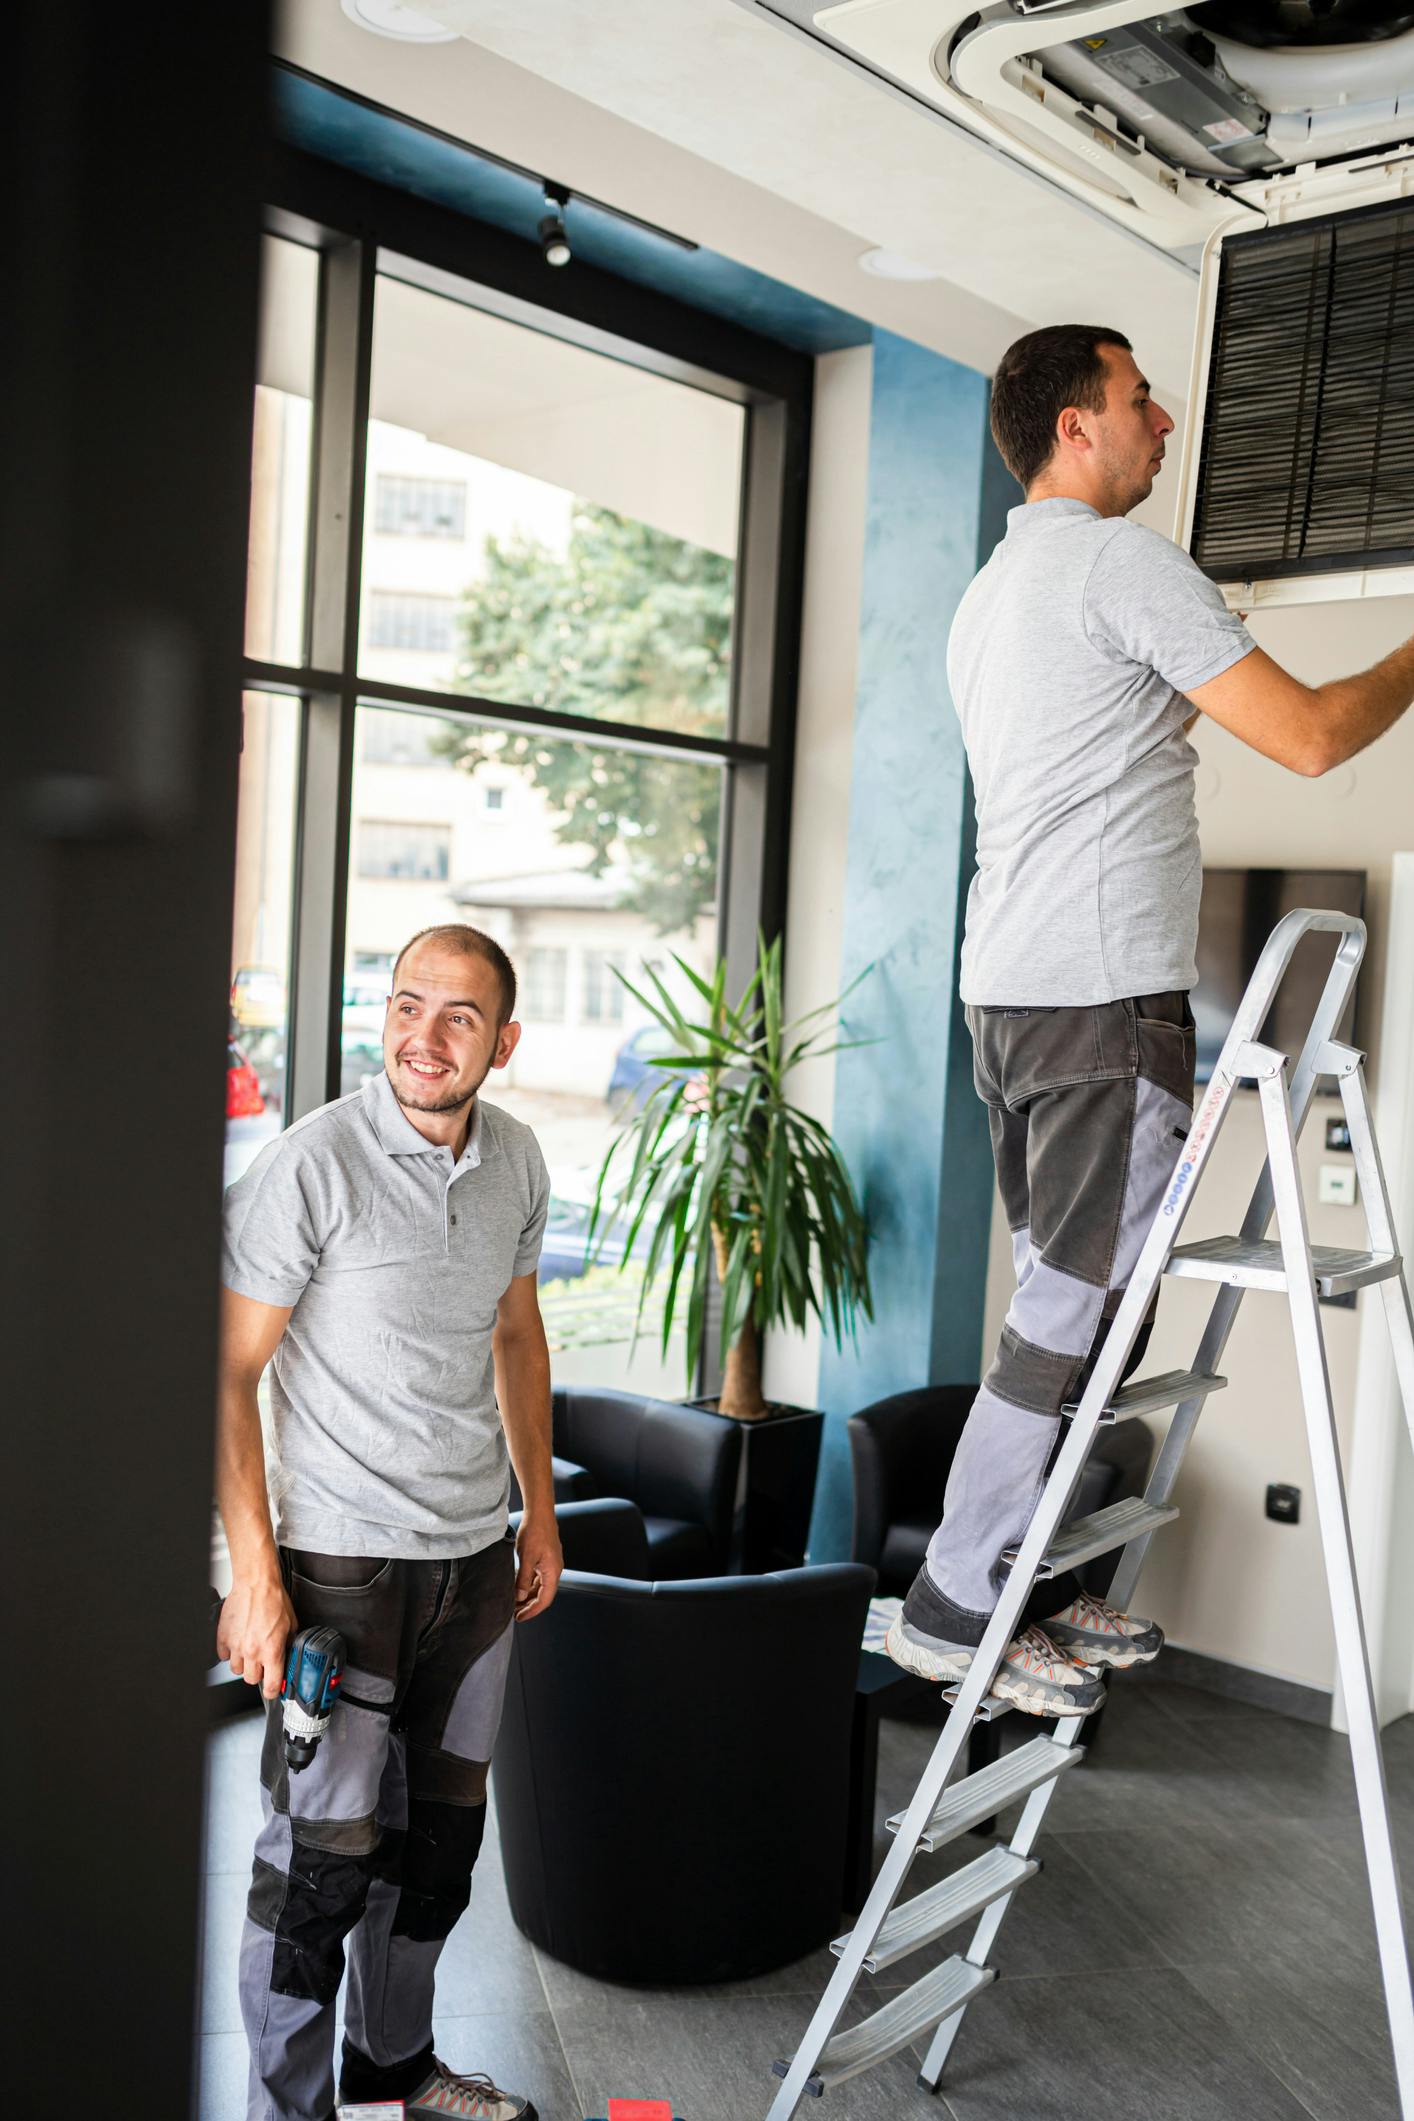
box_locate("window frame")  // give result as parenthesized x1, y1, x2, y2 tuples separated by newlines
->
(245, 154, 809, 1412)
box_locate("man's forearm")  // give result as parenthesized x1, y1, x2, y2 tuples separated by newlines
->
(216, 1376, 281, 1581)
(494, 1325, 555, 1517)
(1316, 631, 1414, 769)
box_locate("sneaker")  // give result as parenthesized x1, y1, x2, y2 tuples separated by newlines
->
(354, 2060, 537, 2120)
(1044, 1590, 1163, 1669)
(886, 1614, 1105, 1717)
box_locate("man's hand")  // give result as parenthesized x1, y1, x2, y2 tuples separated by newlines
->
(217, 1572, 299, 1698)
(513, 1512, 563, 1622)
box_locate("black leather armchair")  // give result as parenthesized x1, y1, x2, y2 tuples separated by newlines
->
(493, 1501, 875, 1984)
(538, 1384, 743, 1580)
(849, 1383, 1153, 1598)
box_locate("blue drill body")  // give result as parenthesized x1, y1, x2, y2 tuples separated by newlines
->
(280, 1624, 345, 1772)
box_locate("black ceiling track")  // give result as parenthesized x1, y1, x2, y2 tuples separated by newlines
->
(1192, 192, 1414, 583)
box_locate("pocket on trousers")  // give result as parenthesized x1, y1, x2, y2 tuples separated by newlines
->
(1130, 996, 1197, 1106)
(287, 1552, 396, 1593)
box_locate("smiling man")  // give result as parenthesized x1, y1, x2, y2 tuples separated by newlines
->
(887, 324, 1414, 1717)
(216, 923, 558, 2121)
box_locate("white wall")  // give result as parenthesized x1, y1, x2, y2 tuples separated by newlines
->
(762, 344, 872, 1412)
(975, 591, 1414, 1695)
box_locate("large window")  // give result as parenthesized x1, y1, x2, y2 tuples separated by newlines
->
(356, 818, 452, 881)
(234, 177, 803, 1400)
(228, 691, 301, 1187)
(374, 472, 468, 539)
(245, 237, 316, 666)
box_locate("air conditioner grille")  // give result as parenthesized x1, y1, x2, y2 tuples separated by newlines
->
(1192, 200, 1414, 582)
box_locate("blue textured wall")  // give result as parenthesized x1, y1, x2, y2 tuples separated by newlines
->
(811, 331, 1016, 1562)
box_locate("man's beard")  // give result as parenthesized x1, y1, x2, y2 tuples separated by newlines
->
(390, 1063, 481, 1116)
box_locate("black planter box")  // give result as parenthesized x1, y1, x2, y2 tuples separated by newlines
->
(686, 1397, 824, 1574)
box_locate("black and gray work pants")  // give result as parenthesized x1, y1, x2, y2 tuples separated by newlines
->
(924, 992, 1197, 1644)
(239, 1535, 515, 2121)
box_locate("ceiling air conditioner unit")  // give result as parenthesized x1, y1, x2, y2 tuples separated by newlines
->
(747, 0, 1414, 607)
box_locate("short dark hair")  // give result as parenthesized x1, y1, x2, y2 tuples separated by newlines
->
(990, 325, 1133, 489)
(391, 923, 517, 1024)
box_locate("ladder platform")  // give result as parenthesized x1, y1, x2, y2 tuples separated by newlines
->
(1003, 1496, 1179, 1579)
(1166, 1237, 1400, 1296)
(774, 1957, 995, 2092)
(940, 1683, 1012, 1722)
(886, 1732, 1082, 1852)
(1062, 1367, 1226, 1424)
(831, 1846, 1039, 1973)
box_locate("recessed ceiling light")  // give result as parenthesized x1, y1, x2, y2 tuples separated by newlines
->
(858, 247, 944, 282)
(340, 0, 460, 42)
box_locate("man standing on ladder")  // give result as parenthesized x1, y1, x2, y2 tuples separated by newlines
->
(887, 323, 1414, 1718)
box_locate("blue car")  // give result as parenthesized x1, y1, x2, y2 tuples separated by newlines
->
(607, 1022, 680, 1109)
(537, 1193, 647, 1285)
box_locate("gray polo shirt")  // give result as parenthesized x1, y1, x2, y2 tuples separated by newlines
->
(221, 1070, 551, 1560)
(950, 497, 1254, 1006)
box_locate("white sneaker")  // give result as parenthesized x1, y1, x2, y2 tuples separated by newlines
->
(886, 1614, 1106, 1717)
(1045, 1591, 1163, 1669)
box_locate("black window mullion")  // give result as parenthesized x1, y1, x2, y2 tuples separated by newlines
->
(287, 234, 375, 1120)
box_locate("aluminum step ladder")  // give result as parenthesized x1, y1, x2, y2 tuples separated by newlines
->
(765, 909, 1414, 2116)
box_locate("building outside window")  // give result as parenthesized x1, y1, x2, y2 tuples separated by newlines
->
(523, 945, 568, 1023)
(357, 819, 452, 882)
(374, 472, 467, 539)
(361, 708, 447, 766)
(366, 590, 458, 653)
(582, 948, 628, 1025)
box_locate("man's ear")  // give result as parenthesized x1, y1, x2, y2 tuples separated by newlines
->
(1056, 404, 1091, 453)
(494, 1018, 523, 1069)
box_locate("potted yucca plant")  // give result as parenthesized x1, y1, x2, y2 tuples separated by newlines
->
(589, 934, 873, 1424)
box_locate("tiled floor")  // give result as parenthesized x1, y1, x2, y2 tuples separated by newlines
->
(200, 1676, 1414, 2120)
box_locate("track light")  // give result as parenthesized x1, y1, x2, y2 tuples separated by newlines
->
(539, 187, 571, 269)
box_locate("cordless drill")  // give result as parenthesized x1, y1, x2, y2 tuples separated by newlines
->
(279, 1624, 345, 1773)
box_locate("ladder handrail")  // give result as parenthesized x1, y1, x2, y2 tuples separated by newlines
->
(1215, 907, 1364, 1084)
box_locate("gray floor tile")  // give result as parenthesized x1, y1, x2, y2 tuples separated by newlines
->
(1195, 1708, 1358, 1824)
(533, 1935, 852, 2012)
(202, 1870, 251, 2037)
(204, 1720, 266, 1876)
(1037, 1694, 1287, 1837)
(1117, 1671, 1296, 1726)
(553, 1985, 947, 2120)
(1182, 1959, 1399, 2121)
(197, 2031, 248, 2121)
(935, 1965, 1314, 2121)
(430, 2009, 581, 2119)
(870, 1835, 1168, 1989)
(436, 1833, 557, 2019)
(1056, 1817, 1400, 2060)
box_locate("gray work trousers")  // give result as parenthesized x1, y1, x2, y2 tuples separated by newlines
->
(924, 992, 1197, 1643)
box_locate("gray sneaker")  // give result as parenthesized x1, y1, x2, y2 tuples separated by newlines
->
(1044, 1591, 1164, 1669)
(344, 2060, 537, 2119)
(886, 1613, 1107, 1717)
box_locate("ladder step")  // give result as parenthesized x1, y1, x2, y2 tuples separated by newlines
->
(772, 1957, 995, 2090)
(1166, 1236, 1399, 1296)
(830, 1846, 1039, 1973)
(886, 1732, 1082, 1853)
(1062, 1367, 1226, 1424)
(941, 1683, 1012, 1722)
(1003, 1497, 1179, 1579)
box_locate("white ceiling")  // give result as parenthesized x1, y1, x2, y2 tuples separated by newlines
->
(274, 0, 1199, 398)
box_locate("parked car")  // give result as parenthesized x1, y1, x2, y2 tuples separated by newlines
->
(230, 963, 286, 1031)
(607, 1022, 681, 1109)
(343, 975, 390, 1034)
(224, 1028, 280, 1188)
(340, 1032, 385, 1099)
(539, 1193, 625, 1285)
